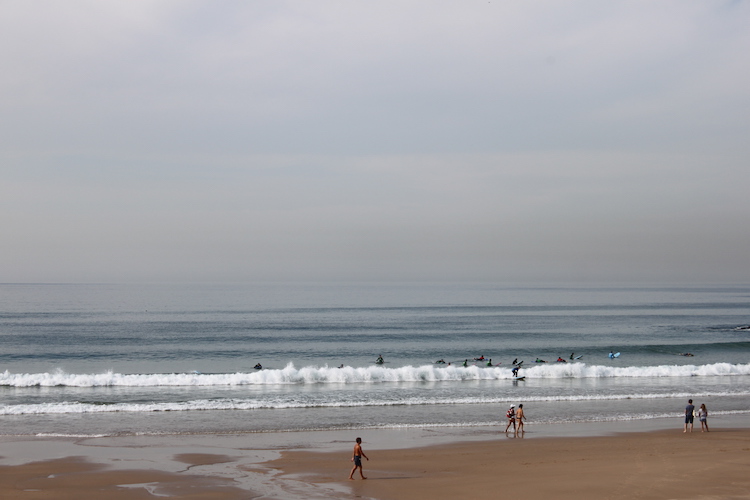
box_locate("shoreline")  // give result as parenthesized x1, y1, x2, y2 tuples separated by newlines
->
(1, 415, 749, 499)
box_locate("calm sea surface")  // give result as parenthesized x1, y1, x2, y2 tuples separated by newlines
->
(1, 283, 748, 437)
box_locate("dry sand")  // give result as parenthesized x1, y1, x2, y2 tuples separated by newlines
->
(0, 428, 748, 499)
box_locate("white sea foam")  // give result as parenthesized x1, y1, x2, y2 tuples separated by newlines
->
(1, 362, 749, 388)
(2, 390, 749, 416)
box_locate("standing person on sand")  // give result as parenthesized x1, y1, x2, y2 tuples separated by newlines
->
(698, 404, 709, 432)
(505, 405, 516, 433)
(684, 399, 695, 433)
(515, 404, 526, 434)
(349, 437, 369, 480)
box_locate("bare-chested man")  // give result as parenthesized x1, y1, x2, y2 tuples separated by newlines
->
(349, 437, 369, 480)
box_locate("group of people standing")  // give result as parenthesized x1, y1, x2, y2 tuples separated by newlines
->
(504, 404, 526, 434)
(684, 399, 709, 433)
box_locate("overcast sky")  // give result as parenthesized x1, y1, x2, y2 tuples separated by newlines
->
(1, 1, 748, 284)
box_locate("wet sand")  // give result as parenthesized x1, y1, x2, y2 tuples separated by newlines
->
(0, 426, 748, 499)
(270, 428, 750, 500)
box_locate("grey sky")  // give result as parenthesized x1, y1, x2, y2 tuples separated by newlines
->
(1, 1, 748, 284)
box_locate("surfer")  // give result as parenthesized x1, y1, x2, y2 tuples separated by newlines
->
(556, 357, 566, 363)
(474, 355, 485, 361)
(570, 352, 575, 360)
(435, 359, 446, 364)
(512, 358, 518, 365)
(512, 365, 520, 377)
(487, 359, 493, 366)
(609, 351, 614, 359)
(375, 355, 384, 365)
(535, 358, 546, 363)
(254, 363, 262, 370)
(463, 359, 468, 367)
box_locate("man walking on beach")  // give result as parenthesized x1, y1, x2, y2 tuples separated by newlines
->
(516, 404, 526, 434)
(349, 437, 369, 480)
(684, 399, 695, 433)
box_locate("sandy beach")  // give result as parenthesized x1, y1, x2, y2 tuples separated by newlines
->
(271, 428, 750, 500)
(1, 424, 748, 499)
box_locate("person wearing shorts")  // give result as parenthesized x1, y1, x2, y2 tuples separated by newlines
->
(698, 404, 709, 432)
(349, 437, 369, 479)
(684, 399, 695, 433)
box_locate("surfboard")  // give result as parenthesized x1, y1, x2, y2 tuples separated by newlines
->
(608, 352, 620, 359)
(513, 376, 525, 381)
(574, 355, 583, 360)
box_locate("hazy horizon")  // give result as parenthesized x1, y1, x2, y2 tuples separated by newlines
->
(2, 1, 749, 285)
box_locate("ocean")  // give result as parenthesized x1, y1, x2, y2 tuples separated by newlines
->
(1, 283, 749, 438)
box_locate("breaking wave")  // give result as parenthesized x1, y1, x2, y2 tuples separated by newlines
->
(1, 362, 749, 388)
